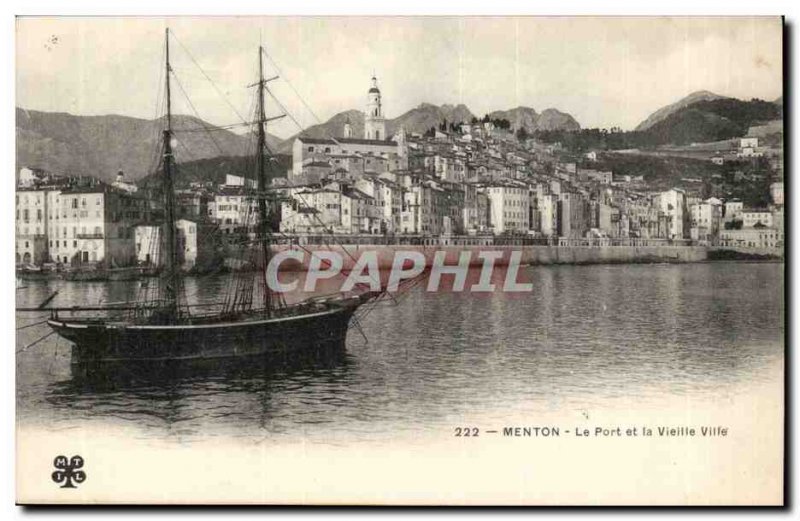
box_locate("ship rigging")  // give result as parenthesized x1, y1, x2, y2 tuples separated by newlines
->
(18, 28, 419, 364)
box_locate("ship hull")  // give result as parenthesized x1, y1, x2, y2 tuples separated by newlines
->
(48, 303, 360, 365)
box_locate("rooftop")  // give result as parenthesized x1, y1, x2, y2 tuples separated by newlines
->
(336, 137, 398, 146)
(296, 137, 337, 145)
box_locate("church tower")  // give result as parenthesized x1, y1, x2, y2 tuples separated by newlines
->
(364, 75, 386, 141)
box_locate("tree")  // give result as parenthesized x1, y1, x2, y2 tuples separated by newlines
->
(516, 127, 529, 142)
(724, 220, 743, 230)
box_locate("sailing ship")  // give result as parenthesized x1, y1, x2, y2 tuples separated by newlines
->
(41, 30, 391, 364)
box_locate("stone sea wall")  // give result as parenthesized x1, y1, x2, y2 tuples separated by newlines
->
(270, 243, 711, 270)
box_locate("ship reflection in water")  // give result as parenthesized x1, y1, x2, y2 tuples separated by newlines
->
(16, 263, 784, 444)
(45, 346, 353, 441)
(59, 344, 350, 392)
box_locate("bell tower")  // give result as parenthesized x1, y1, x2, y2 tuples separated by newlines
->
(364, 75, 386, 141)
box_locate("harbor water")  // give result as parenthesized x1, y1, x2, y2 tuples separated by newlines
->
(16, 262, 784, 445)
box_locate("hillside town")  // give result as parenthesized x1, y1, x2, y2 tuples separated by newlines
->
(15, 76, 784, 271)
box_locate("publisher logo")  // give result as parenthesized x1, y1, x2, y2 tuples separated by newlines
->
(51, 455, 86, 489)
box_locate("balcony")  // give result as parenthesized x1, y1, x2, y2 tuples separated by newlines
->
(77, 233, 104, 239)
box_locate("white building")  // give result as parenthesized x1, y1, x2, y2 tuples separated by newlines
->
(655, 188, 688, 239)
(531, 189, 558, 238)
(17, 167, 41, 189)
(719, 227, 783, 249)
(770, 182, 784, 206)
(15, 189, 49, 265)
(484, 182, 530, 234)
(209, 188, 257, 234)
(15, 184, 149, 267)
(280, 186, 344, 234)
(111, 171, 138, 193)
(724, 200, 744, 222)
(690, 198, 723, 242)
(135, 219, 201, 270)
(291, 137, 403, 178)
(738, 137, 763, 158)
(742, 209, 773, 228)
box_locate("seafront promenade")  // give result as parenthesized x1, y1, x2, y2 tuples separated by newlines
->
(269, 234, 782, 270)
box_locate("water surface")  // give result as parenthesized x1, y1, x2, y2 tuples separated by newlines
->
(16, 262, 784, 445)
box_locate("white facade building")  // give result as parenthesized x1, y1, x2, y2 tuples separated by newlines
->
(484, 183, 530, 234)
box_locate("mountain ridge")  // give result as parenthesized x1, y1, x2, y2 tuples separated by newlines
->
(635, 90, 729, 131)
(639, 97, 782, 145)
(277, 102, 581, 152)
(17, 102, 584, 176)
(16, 107, 283, 182)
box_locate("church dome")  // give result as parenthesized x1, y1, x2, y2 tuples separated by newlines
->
(368, 75, 380, 94)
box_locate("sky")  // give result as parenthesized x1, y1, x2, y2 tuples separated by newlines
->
(16, 16, 783, 138)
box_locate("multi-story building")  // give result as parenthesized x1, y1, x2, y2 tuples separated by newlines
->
(557, 191, 589, 239)
(741, 208, 773, 228)
(654, 188, 689, 239)
(31, 184, 150, 267)
(175, 189, 210, 219)
(484, 182, 530, 234)
(209, 187, 257, 234)
(399, 181, 451, 235)
(375, 178, 403, 233)
(690, 197, 724, 242)
(15, 189, 49, 265)
(719, 227, 783, 249)
(530, 186, 558, 238)
(135, 219, 209, 270)
(724, 199, 744, 223)
(433, 154, 467, 183)
(290, 78, 407, 179)
(280, 184, 347, 234)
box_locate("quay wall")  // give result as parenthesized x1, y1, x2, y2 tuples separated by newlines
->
(270, 243, 710, 270)
(708, 246, 784, 259)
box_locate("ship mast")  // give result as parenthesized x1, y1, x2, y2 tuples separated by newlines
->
(161, 27, 180, 320)
(256, 46, 272, 316)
